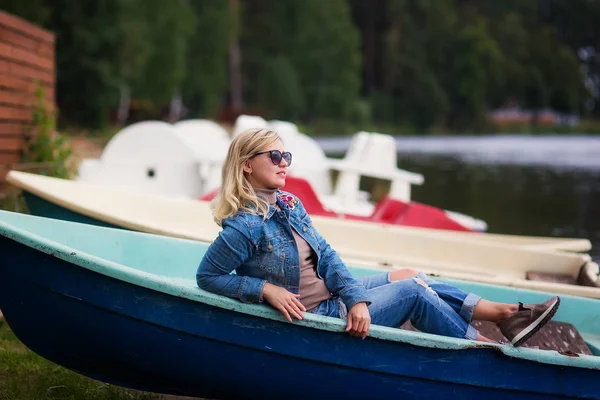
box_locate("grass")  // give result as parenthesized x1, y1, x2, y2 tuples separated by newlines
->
(0, 319, 201, 400)
(0, 190, 28, 214)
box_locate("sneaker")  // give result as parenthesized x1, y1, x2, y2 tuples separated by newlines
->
(497, 296, 560, 347)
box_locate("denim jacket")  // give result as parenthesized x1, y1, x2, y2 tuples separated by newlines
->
(196, 191, 371, 311)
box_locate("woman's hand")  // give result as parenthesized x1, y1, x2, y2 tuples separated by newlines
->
(261, 282, 306, 322)
(346, 302, 370, 339)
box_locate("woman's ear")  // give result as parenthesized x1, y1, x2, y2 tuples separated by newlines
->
(243, 161, 252, 174)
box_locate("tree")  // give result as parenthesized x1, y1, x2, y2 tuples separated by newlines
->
(542, 0, 599, 115)
(114, 0, 153, 124)
(290, 0, 362, 120)
(256, 55, 305, 120)
(0, 0, 52, 26)
(528, 27, 584, 114)
(382, 0, 458, 130)
(240, 0, 362, 122)
(485, 11, 532, 109)
(447, 19, 503, 129)
(182, 0, 230, 118)
(131, 0, 195, 119)
(41, 0, 122, 128)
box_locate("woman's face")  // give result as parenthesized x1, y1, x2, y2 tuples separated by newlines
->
(244, 139, 289, 190)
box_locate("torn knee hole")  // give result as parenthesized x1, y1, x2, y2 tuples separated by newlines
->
(412, 277, 438, 296)
(412, 276, 429, 288)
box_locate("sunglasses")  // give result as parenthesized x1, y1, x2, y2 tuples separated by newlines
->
(251, 150, 293, 166)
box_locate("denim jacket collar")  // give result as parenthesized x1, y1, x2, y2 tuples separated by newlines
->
(241, 191, 288, 220)
(264, 191, 294, 220)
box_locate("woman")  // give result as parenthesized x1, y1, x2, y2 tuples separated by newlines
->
(197, 128, 560, 346)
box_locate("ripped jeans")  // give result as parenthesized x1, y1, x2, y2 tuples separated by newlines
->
(311, 272, 480, 340)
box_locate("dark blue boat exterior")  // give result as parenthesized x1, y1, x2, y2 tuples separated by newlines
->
(0, 233, 599, 399)
(24, 192, 117, 229)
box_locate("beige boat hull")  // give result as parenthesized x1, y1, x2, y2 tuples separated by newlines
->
(7, 170, 599, 299)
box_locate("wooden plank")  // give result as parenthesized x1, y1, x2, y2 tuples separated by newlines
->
(0, 91, 36, 108)
(526, 271, 576, 285)
(0, 12, 54, 44)
(0, 151, 22, 165)
(0, 41, 54, 71)
(0, 73, 55, 99)
(0, 105, 31, 121)
(0, 58, 54, 84)
(0, 26, 53, 58)
(0, 123, 27, 136)
(5, 59, 54, 84)
(11, 60, 55, 84)
(0, 135, 25, 151)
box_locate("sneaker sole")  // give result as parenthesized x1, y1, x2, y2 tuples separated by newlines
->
(511, 297, 560, 347)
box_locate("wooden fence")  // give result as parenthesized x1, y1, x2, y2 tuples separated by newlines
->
(0, 11, 55, 190)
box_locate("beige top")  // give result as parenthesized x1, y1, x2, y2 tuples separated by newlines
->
(291, 227, 332, 311)
(256, 189, 332, 311)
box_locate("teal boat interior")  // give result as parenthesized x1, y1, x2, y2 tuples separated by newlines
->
(0, 209, 599, 368)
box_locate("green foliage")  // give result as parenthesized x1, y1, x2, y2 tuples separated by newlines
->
(2, 0, 595, 132)
(23, 85, 74, 179)
(0, 192, 28, 214)
(256, 55, 305, 120)
(183, 0, 231, 118)
(241, 0, 362, 120)
(44, 0, 122, 128)
(450, 19, 503, 129)
(523, 66, 549, 111)
(239, 0, 299, 106)
(292, 0, 362, 120)
(0, 0, 52, 26)
(384, 0, 456, 130)
(115, 0, 153, 86)
(132, 0, 195, 105)
(349, 98, 373, 128)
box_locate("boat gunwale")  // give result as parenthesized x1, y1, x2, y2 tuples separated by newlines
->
(1, 211, 599, 371)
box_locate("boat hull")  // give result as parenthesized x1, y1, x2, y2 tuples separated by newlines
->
(0, 234, 598, 399)
(24, 191, 117, 229)
(18, 184, 600, 300)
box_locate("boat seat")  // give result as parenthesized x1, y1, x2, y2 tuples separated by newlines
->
(402, 320, 594, 355)
(526, 262, 599, 288)
(526, 271, 577, 285)
(327, 132, 424, 207)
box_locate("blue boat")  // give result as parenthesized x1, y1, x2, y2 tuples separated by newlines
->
(0, 210, 599, 399)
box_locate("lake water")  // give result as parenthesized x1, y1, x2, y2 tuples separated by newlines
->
(316, 135, 600, 262)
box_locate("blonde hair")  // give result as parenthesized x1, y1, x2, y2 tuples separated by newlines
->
(213, 128, 281, 226)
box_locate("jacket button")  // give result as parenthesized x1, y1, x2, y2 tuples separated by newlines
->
(302, 226, 307, 232)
